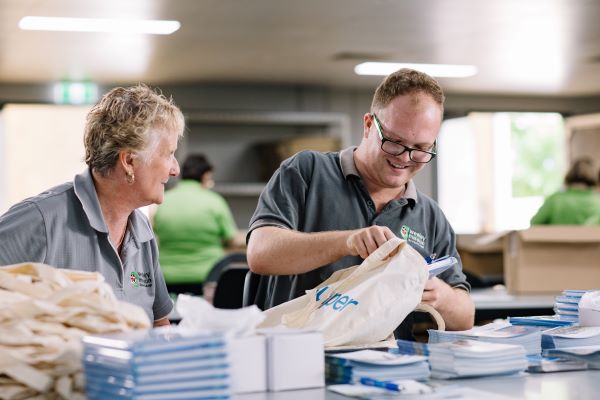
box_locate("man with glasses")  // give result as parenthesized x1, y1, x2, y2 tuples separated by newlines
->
(247, 69, 474, 337)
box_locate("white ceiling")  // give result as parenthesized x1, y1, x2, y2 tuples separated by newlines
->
(1, 0, 600, 96)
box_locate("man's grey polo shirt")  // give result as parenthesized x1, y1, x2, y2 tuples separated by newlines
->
(0, 169, 172, 321)
(248, 147, 469, 310)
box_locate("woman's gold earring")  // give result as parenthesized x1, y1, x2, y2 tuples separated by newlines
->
(126, 172, 135, 184)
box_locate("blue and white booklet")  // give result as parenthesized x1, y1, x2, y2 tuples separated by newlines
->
(326, 349, 430, 384)
(82, 327, 232, 400)
(508, 315, 574, 328)
(427, 256, 458, 279)
(526, 354, 588, 373)
(544, 345, 600, 368)
(428, 322, 542, 355)
(553, 289, 600, 323)
(542, 326, 600, 350)
(427, 339, 528, 379)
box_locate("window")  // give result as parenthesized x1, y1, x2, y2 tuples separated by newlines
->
(438, 112, 565, 233)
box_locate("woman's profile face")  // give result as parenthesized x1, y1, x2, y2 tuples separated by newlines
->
(132, 127, 180, 206)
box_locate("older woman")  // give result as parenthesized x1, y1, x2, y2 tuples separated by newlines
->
(0, 84, 184, 326)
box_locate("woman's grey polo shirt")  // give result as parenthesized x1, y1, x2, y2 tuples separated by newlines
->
(0, 169, 172, 321)
(248, 147, 469, 310)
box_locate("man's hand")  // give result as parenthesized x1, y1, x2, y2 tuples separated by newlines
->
(421, 277, 475, 331)
(421, 277, 455, 309)
(346, 225, 396, 259)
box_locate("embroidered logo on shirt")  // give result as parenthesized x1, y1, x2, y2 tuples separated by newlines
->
(130, 272, 139, 288)
(130, 271, 153, 288)
(400, 224, 426, 249)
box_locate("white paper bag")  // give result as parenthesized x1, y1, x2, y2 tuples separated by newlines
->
(259, 237, 430, 347)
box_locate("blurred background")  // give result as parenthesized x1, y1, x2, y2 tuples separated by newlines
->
(1, 0, 600, 233)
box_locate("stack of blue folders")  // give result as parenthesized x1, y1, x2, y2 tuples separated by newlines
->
(554, 290, 591, 322)
(396, 339, 527, 379)
(542, 326, 600, 351)
(325, 349, 430, 384)
(82, 328, 231, 400)
(428, 322, 542, 355)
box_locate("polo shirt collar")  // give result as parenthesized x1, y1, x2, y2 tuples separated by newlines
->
(339, 146, 418, 202)
(73, 169, 154, 242)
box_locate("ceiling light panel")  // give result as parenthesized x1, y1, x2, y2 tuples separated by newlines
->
(18, 16, 180, 35)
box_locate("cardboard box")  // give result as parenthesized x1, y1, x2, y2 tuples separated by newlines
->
(228, 335, 267, 393)
(260, 328, 325, 392)
(256, 135, 341, 181)
(456, 233, 505, 279)
(504, 226, 600, 294)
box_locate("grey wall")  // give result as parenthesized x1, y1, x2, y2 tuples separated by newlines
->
(2, 82, 600, 226)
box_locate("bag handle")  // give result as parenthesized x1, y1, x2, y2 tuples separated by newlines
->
(414, 302, 445, 331)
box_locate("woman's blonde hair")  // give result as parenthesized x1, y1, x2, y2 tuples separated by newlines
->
(84, 84, 184, 176)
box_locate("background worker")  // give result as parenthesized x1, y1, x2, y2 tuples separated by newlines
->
(531, 157, 600, 225)
(153, 154, 241, 298)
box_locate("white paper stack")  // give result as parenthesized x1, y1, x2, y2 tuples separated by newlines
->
(428, 340, 527, 379)
(428, 322, 542, 355)
(82, 328, 231, 400)
(325, 350, 430, 384)
(542, 326, 600, 351)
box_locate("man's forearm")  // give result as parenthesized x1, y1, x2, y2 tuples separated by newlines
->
(247, 226, 352, 275)
(438, 288, 475, 331)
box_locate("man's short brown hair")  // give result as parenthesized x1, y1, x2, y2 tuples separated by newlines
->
(371, 68, 445, 113)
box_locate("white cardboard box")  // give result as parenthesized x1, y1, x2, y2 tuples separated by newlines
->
(260, 328, 325, 392)
(228, 335, 267, 393)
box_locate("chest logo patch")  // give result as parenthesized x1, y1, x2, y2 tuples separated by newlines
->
(130, 271, 153, 288)
(130, 272, 139, 288)
(400, 224, 426, 249)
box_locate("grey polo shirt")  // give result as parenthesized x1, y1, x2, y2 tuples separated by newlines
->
(0, 169, 173, 321)
(248, 147, 469, 310)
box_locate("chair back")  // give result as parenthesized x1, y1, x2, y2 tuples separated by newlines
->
(212, 262, 249, 309)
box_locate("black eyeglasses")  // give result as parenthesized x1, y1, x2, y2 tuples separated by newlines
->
(371, 113, 436, 163)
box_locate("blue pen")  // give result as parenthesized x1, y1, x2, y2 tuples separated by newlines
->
(359, 377, 403, 392)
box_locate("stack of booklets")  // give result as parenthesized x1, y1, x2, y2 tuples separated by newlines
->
(542, 326, 600, 350)
(428, 322, 542, 355)
(508, 315, 574, 328)
(554, 290, 590, 322)
(544, 345, 600, 368)
(397, 339, 527, 379)
(526, 354, 587, 373)
(82, 328, 231, 400)
(325, 349, 430, 384)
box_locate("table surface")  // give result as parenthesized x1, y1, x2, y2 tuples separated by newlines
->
(471, 287, 557, 310)
(235, 369, 600, 400)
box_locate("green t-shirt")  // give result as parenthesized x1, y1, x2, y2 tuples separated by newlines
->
(530, 187, 600, 225)
(153, 180, 238, 283)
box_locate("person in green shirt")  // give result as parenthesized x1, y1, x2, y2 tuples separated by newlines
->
(153, 154, 239, 295)
(531, 157, 600, 225)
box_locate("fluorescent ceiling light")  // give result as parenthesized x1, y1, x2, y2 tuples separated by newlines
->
(355, 62, 478, 78)
(18, 16, 180, 35)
